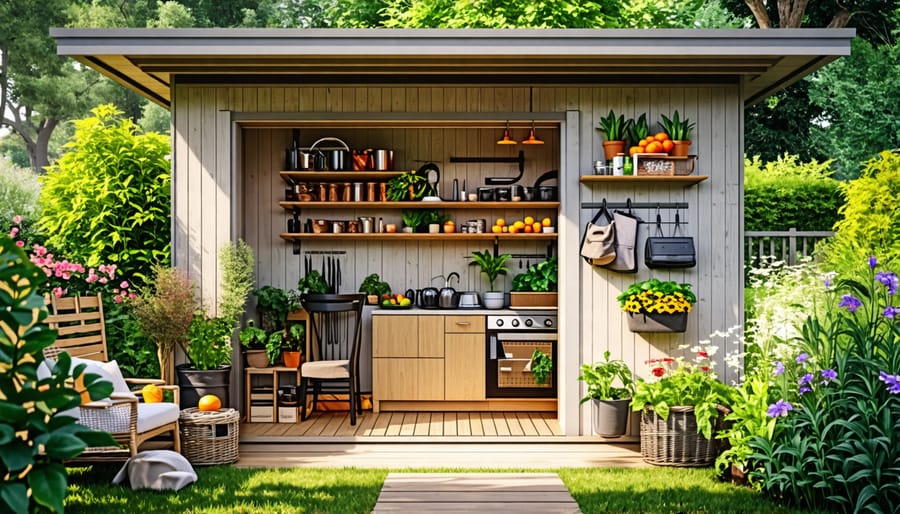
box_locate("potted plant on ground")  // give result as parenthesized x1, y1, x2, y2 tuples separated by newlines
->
(510, 256, 558, 308)
(281, 323, 305, 368)
(617, 278, 696, 333)
(597, 109, 631, 161)
(579, 351, 635, 437)
(660, 110, 695, 157)
(632, 346, 734, 467)
(359, 273, 391, 305)
(470, 249, 511, 309)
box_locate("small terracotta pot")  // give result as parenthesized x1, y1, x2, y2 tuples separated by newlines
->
(602, 140, 626, 161)
(670, 140, 691, 157)
(283, 351, 302, 369)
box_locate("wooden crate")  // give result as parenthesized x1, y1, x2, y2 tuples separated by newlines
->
(633, 154, 697, 176)
(509, 292, 558, 308)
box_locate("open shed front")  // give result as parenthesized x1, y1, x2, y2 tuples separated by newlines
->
(54, 28, 852, 438)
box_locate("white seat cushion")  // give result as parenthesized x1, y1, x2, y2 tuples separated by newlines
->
(136, 402, 180, 433)
(301, 359, 350, 380)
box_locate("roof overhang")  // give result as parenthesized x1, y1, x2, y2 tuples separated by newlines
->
(51, 28, 855, 109)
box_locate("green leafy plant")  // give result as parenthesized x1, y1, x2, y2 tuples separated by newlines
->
(579, 351, 634, 402)
(254, 285, 298, 332)
(401, 209, 430, 231)
(626, 113, 650, 148)
(238, 321, 266, 349)
(531, 349, 553, 385)
(511, 256, 557, 292)
(359, 273, 392, 298)
(660, 110, 696, 141)
(283, 323, 305, 353)
(0, 234, 117, 514)
(470, 249, 511, 292)
(39, 105, 171, 287)
(617, 278, 696, 314)
(597, 109, 630, 141)
(632, 346, 734, 440)
(298, 270, 329, 295)
(386, 171, 428, 201)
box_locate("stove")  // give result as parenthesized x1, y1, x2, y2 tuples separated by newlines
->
(486, 314, 557, 331)
(485, 313, 558, 398)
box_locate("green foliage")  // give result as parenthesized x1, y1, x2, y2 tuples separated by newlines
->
(298, 270, 330, 295)
(386, 172, 429, 201)
(750, 258, 900, 512)
(0, 158, 41, 227)
(104, 299, 159, 379)
(218, 240, 255, 327)
(284, 323, 305, 353)
(579, 351, 634, 402)
(254, 285, 297, 330)
(147, 1, 195, 27)
(39, 105, 171, 287)
(359, 273, 392, 298)
(380, 0, 620, 29)
(625, 113, 650, 148)
(530, 349, 552, 385)
(715, 375, 776, 480)
(511, 256, 557, 292)
(401, 209, 433, 230)
(809, 38, 900, 179)
(470, 250, 511, 291)
(0, 234, 116, 514)
(238, 321, 266, 349)
(185, 315, 233, 370)
(825, 150, 900, 271)
(617, 278, 696, 312)
(659, 110, 695, 140)
(597, 109, 629, 141)
(743, 154, 842, 232)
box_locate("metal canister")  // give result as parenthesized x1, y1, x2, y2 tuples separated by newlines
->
(351, 182, 364, 202)
(613, 154, 625, 176)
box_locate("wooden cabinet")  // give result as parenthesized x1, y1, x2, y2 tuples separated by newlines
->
(444, 333, 485, 401)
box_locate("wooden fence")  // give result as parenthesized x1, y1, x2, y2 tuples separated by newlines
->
(745, 229, 834, 266)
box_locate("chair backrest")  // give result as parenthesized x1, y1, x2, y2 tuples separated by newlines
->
(44, 294, 108, 362)
(300, 293, 365, 367)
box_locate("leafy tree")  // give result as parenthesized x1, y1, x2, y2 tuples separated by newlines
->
(38, 105, 171, 287)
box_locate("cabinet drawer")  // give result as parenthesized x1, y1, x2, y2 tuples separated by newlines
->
(445, 315, 484, 333)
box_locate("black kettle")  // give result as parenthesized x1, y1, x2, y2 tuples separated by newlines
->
(417, 287, 440, 309)
(439, 272, 461, 309)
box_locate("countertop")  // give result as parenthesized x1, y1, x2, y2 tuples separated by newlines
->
(366, 306, 557, 315)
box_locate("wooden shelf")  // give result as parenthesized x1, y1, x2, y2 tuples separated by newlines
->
(280, 171, 406, 182)
(279, 201, 560, 210)
(579, 175, 708, 185)
(280, 232, 558, 241)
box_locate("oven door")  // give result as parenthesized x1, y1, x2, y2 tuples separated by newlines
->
(486, 332, 557, 398)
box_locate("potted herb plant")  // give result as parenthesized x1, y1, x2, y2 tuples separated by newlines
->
(470, 249, 511, 309)
(298, 270, 330, 296)
(578, 351, 634, 437)
(238, 320, 270, 368)
(359, 273, 391, 305)
(281, 323, 305, 369)
(632, 347, 733, 467)
(660, 110, 695, 157)
(254, 285, 297, 333)
(510, 256, 558, 308)
(386, 171, 430, 201)
(617, 278, 696, 333)
(597, 109, 631, 161)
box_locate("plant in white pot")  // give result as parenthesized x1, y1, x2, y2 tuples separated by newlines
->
(470, 249, 511, 309)
(578, 351, 635, 437)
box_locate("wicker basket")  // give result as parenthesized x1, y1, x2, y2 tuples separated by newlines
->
(179, 407, 239, 466)
(639, 406, 720, 467)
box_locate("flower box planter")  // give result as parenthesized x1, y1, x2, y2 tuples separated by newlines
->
(626, 312, 687, 333)
(639, 406, 720, 467)
(509, 291, 558, 308)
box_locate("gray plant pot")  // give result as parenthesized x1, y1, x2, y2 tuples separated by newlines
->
(176, 364, 231, 410)
(593, 398, 631, 437)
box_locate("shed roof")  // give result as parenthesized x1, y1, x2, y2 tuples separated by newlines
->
(52, 28, 854, 108)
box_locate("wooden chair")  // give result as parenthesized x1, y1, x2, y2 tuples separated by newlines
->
(298, 293, 365, 425)
(44, 294, 181, 462)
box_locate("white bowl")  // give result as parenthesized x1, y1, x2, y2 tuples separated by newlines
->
(542, 226, 556, 233)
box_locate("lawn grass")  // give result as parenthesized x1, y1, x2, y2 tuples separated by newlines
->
(65, 465, 810, 513)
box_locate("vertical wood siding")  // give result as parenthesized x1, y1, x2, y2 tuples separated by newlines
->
(172, 84, 743, 436)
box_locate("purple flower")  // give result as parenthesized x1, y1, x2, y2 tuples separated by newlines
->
(879, 371, 900, 394)
(767, 400, 794, 418)
(876, 272, 899, 296)
(773, 361, 785, 376)
(885, 306, 900, 319)
(799, 386, 812, 395)
(796, 353, 809, 364)
(820, 369, 837, 381)
(839, 295, 862, 313)
(870, 256, 878, 269)
(798, 373, 814, 386)
(823, 277, 832, 290)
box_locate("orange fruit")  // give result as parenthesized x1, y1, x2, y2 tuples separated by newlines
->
(509, 226, 518, 234)
(532, 222, 542, 233)
(628, 146, 642, 157)
(142, 384, 163, 403)
(524, 225, 533, 233)
(646, 141, 663, 153)
(639, 138, 650, 147)
(541, 217, 552, 227)
(662, 140, 675, 153)
(495, 218, 506, 227)
(198, 394, 221, 412)
(443, 222, 456, 233)
(654, 132, 670, 141)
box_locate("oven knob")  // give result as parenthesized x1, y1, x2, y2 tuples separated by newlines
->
(525, 318, 533, 327)
(544, 319, 553, 328)
(511, 319, 520, 327)
(496, 319, 504, 327)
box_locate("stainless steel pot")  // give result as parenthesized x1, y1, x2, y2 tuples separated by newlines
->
(458, 291, 481, 308)
(438, 272, 460, 309)
(368, 149, 394, 171)
(328, 150, 350, 171)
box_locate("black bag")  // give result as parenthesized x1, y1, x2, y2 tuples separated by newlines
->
(644, 212, 696, 269)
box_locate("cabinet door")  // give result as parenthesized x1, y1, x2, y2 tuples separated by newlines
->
(417, 316, 444, 358)
(372, 358, 418, 400)
(444, 333, 485, 400)
(372, 316, 418, 358)
(416, 358, 445, 400)
(445, 315, 485, 333)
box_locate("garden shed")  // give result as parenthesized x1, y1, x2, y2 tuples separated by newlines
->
(53, 28, 853, 436)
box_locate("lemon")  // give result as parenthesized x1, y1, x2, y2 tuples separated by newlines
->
(524, 216, 535, 225)
(541, 217, 552, 227)
(495, 218, 506, 227)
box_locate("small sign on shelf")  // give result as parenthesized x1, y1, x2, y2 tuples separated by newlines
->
(633, 153, 697, 176)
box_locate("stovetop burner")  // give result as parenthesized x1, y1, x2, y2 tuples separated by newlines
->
(487, 314, 557, 331)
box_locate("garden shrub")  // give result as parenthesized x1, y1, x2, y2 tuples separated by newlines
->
(824, 150, 900, 272)
(0, 157, 42, 241)
(39, 104, 171, 288)
(744, 154, 842, 232)
(750, 256, 900, 512)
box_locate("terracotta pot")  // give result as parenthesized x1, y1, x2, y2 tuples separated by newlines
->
(283, 351, 302, 369)
(244, 349, 269, 368)
(602, 140, 626, 161)
(626, 311, 688, 333)
(670, 140, 691, 157)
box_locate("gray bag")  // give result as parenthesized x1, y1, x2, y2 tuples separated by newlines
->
(580, 202, 617, 266)
(604, 205, 640, 273)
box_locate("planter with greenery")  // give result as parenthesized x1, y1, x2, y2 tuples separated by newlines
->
(617, 278, 696, 333)
(298, 270, 330, 296)
(238, 321, 280, 368)
(597, 109, 630, 161)
(579, 351, 635, 437)
(660, 110, 695, 156)
(386, 171, 430, 201)
(254, 285, 297, 333)
(470, 249, 511, 309)
(531, 349, 553, 385)
(359, 273, 392, 304)
(510, 256, 558, 308)
(281, 323, 306, 369)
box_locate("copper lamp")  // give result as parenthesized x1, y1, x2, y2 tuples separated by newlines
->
(496, 120, 518, 145)
(521, 120, 544, 145)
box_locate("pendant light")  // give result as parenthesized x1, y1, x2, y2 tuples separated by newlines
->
(521, 120, 544, 145)
(496, 120, 518, 145)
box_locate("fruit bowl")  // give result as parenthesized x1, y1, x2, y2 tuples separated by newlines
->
(379, 303, 414, 310)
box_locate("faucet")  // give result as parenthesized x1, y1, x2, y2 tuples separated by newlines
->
(446, 272, 460, 288)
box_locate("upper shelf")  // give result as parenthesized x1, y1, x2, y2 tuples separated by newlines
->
(579, 175, 708, 185)
(279, 201, 560, 210)
(281, 171, 405, 182)
(280, 233, 558, 241)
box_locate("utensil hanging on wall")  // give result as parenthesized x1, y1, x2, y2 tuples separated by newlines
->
(448, 151, 525, 186)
